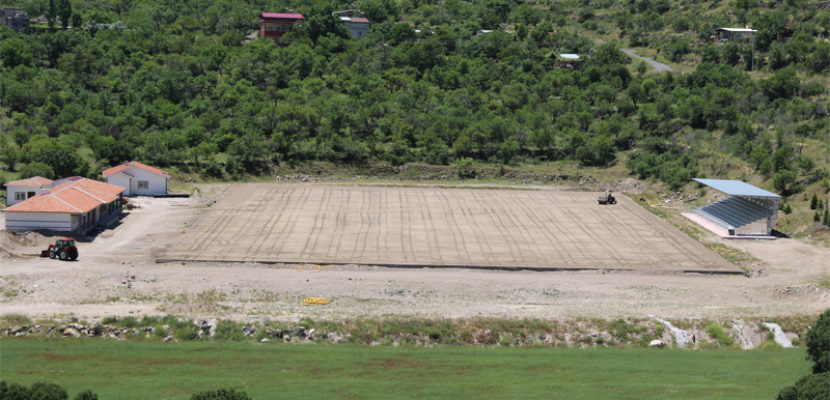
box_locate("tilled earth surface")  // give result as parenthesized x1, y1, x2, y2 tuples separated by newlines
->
(1, 183, 828, 323)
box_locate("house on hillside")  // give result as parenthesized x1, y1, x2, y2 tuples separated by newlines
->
(715, 27, 757, 40)
(2, 177, 125, 233)
(339, 16, 369, 39)
(102, 161, 170, 196)
(259, 12, 304, 40)
(332, 9, 369, 40)
(0, 8, 30, 33)
(553, 53, 584, 69)
(5, 176, 53, 206)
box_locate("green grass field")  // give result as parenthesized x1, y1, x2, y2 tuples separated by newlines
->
(0, 339, 807, 399)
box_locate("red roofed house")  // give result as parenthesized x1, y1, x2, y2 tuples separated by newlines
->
(102, 161, 170, 196)
(5, 176, 54, 206)
(2, 177, 125, 232)
(259, 12, 304, 40)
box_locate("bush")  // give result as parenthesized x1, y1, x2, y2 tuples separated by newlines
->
(1, 381, 31, 400)
(190, 389, 252, 400)
(777, 373, 830, 400)
(705, 324, 734, 347)
(28, 382, 68, 400)
(806, 309, 830, 373)
(73, 390, 99, 400)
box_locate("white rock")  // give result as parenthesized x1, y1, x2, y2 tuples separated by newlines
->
(649, 339, 666, 348)
(63, 328, 81, 338)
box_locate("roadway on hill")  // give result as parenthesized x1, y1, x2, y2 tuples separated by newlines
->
(160, 184, 737, 273)
(622, 48, 675, 72)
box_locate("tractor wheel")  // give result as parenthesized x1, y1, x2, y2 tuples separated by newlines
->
(70, 252, 78, 261)
(49, 251, 56, 259)
(59, 250, 68, 261)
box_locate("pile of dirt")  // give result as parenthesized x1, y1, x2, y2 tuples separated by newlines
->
(0, 231, 56, 256)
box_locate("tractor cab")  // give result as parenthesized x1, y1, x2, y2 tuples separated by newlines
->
(45, 238, 78, 261)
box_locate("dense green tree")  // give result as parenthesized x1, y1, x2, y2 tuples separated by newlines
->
(806, 309, 830, 373)
(57, 0, 72, 29)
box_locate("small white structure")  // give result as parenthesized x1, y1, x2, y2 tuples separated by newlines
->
(102, 161, 170, 196)
(4, 176, 53, 206)
(715, 27, 757, 40)
(2, 177, 124, 232)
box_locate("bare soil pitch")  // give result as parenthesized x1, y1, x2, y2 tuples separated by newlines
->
(2, 183, 827, 323)
(160, 185, 736, 273)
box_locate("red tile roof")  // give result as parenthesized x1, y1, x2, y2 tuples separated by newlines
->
(346, 17, 369, 23)
(102, 161, 170, 178)
(5, 176, 54, 187)
(260, 12, 304, 19)
(3, 177, 125, 214)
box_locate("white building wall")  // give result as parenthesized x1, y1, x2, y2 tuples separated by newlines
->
(5, 185, 43, 206)
(106, 173, 133, 196)
(4, 212, 74, 232)
(106, 168, 167, 196)
(128, 167, 167, 196)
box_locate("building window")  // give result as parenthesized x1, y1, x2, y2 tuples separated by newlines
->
(15, 192, 25, 201)
(138, 181, 149, 189)
(27, 191, 35, 198)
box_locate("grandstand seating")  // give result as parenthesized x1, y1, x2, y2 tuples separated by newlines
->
(692, 196, 774, 234)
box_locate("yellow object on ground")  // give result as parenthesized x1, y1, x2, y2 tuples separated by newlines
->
(303, 297, 330, 305)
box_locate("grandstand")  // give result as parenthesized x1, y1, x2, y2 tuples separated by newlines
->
(686, 178, 781, 238)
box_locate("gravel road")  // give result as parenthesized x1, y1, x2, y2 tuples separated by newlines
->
(622, 48, 675, 72)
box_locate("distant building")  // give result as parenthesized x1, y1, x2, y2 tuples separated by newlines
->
(0, 7, 30, 33)
(552, 53, 584, 69)
(102, 161, 170, 196)
(715, 27, 757, 40)
(332, 10, 369, 40)
(259, 12, 304, 40)
(2, 177, 124, 233)
(5, 176, 53, 206)
(340, 16, 369, 39)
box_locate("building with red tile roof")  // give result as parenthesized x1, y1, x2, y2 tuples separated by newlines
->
(2, 177, 125, 232)
(102, 161, 169, 196)
(259, 12, 304, 40)
(4, 176, 54, 206)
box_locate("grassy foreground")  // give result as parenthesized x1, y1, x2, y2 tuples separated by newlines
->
(0, 338, 807, 399)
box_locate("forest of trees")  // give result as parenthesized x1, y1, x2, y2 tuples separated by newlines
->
(0, 0, 828, 192)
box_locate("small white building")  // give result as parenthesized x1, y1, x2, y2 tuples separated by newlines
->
(5, 176, 54, 206)
(715, 27, 757, 40)
(102, 161, 170, 196)
(2, 177, 125, 233)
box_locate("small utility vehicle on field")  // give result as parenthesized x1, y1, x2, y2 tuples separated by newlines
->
(597, 191, 617, 205)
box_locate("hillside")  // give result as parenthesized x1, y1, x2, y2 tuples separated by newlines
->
(0, 0, 828, 239)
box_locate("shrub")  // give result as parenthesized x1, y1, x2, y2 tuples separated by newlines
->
(705, 324, 734, 347)
(777, 373, 830, 400)
(28, 382, 69, 400)
(190, 389, 252, 400)
(73, 390, 99, 400)
(806, 309, 830, 373)
(1, 381, 31, 400)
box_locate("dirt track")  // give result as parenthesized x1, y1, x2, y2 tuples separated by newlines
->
(161, 185, 736, 273)
(1, 183, 828, 322)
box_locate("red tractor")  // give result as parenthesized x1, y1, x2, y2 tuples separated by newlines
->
(40, 238, 79, 261)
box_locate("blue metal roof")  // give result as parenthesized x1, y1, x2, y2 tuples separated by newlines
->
(693, 178, 781, 199)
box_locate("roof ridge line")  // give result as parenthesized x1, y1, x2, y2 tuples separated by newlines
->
(51, 192, 84, 213)
(72, 186, 106, 203)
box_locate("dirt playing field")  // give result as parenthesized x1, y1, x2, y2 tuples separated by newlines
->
(1, 183, 828, 323)
(160, 185, 736, 273)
